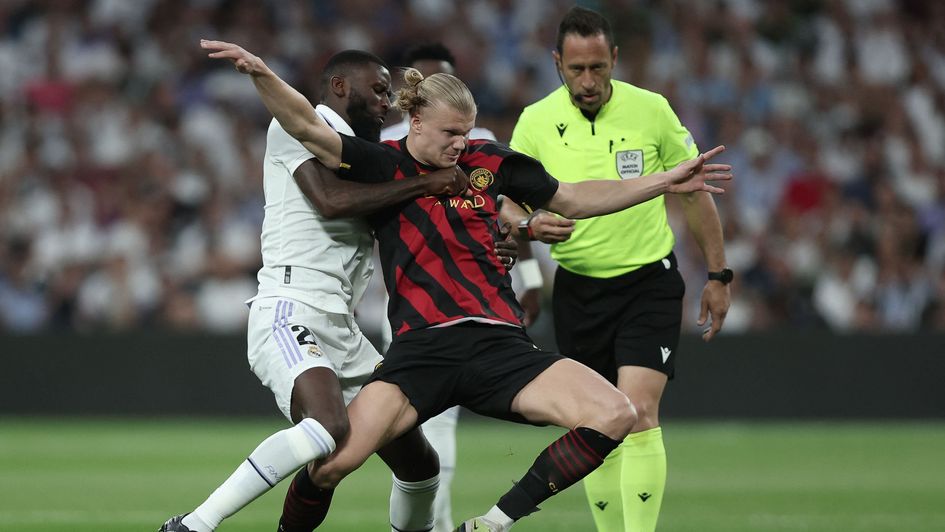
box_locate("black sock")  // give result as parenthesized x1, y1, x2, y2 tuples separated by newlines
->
(497, 427, 620, 520)
(278, 467, 335, 531)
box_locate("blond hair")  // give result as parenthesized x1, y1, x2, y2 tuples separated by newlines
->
(395, 67, 476, 117)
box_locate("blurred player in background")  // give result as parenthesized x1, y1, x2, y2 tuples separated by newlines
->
(200, 37, 730, 532)
(159, 50, 473, 532)
(510, 6, 732, 531)
(379, 42, 561, 532)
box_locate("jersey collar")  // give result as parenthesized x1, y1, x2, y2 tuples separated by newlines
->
(314, 104, 355, 136)
(562, 80, 616, 121)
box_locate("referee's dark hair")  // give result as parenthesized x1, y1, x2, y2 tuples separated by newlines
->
(556, 6, 615, 53)
(402, 42, 456, 69)
(319, 50, 389, 100)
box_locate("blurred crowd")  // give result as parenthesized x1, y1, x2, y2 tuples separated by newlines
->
(1, 0, 944, 335)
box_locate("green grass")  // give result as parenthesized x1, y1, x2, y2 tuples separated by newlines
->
(1, 418, 944, 531)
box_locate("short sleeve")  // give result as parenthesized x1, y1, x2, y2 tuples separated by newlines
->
(337, 135, 398, 183)
(497, 152, 559, 212)
(267, 119, 316, 175)
(509, 107, 538, 159)
(657, 96, 699, 169)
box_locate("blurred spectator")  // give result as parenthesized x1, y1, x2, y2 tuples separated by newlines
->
(0, 0, 943, 335)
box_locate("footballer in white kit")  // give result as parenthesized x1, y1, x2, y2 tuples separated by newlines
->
(248, 105, 380, 418)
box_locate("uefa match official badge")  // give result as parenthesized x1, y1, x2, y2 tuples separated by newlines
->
(616, 149, 643, 179)
(469, 168, 494, 191)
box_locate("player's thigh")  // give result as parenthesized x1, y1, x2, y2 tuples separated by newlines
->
(314, 380, 419, 486)
(247, 298, 380, 421)
(510, 358, 633, 439)
(616, 365, 667, 430)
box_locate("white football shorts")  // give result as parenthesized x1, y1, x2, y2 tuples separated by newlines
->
(247, 297, 382, 421)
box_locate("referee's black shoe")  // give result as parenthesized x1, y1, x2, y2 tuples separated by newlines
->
(158, 514, 194, 532)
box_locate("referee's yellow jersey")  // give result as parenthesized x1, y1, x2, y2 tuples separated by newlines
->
(511, 80, 699, 278)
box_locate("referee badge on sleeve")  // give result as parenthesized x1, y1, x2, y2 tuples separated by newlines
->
(616, 149, 643, 179)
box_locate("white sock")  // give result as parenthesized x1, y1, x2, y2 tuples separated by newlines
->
(390, 474, 439, 532)
(182, 418, 335, 531)
(484, 506, 514, 530)
(421, 408, 459, 532)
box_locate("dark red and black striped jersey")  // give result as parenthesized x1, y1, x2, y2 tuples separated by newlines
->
(337, 135, 559, 335)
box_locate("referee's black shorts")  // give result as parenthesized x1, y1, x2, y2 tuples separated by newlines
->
(367, 322, 563, 425)
(552, 252, 685, 384)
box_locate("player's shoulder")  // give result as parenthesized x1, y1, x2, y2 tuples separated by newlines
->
(465, 138, 508, 156)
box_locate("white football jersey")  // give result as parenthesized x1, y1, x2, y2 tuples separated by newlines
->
(248, 105, 374, 314)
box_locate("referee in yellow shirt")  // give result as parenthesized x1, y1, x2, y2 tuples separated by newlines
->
(510, 6, 732, 531)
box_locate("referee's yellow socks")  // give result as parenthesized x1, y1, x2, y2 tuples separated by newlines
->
(583, 426, 666, 531)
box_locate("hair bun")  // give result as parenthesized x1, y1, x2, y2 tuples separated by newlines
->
(403, 67, 424, 87)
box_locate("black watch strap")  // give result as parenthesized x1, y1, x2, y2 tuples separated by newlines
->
(708, 268, 734, 285)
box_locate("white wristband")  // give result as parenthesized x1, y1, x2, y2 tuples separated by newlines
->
(515, 258, 543, 290)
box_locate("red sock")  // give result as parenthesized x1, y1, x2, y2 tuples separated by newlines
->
(497, 427, 619, 520)
(278, 467, 335, 531)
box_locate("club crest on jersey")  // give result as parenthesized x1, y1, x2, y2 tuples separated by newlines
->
(307, 345, 324, 358)
(616, 149, 644, 179)
(469, 168, 494, 191)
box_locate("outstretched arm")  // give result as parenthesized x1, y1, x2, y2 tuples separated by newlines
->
(544, 145, 731, 219)
(296, 160, 469, 219)
(200, 39, 343, 168)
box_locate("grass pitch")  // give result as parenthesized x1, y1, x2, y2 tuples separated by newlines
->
(1, 417, 944, 531)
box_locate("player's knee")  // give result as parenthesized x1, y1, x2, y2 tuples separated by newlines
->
(388, 436, 440, 481)
(629, 396, 659, 432)
(303, 414, 349, 447)
(590, 391, 636, 440)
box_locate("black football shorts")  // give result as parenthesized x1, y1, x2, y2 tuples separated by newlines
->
(368, 322, 563, 425)
(552, 252, 685, 383)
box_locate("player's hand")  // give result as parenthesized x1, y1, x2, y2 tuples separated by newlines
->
(666, 145, 732, 195)
(526, 211, 575, 244)
(423, 166, 470, 197)
(519, 288, 541, 327)
(495, 223, 517, 269)
(201, 39, 266, 76)
(698, 280, 731, 341)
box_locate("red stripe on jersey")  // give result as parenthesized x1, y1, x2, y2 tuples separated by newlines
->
(394, 197, 518, 328)
(432, 199, 519, 321)
(394, 264, 454, 335)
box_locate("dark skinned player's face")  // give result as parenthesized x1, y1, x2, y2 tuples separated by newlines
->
(554, 32, 617, 114)
(344, 64, 393, 141)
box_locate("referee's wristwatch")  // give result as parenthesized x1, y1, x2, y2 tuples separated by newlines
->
(517, 215, 536, 241)
(707, 268, 734, 285)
